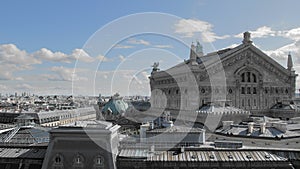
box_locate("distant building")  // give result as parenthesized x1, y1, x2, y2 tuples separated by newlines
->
(269, 101, 300, 120)
(117, 149, 296, 169)
(0, 107, 96, 127)
(140, 111, 205, 146)
(150, 32, 297, 114)
(101, 93, 129, 118)
(216, 116, 300, 139)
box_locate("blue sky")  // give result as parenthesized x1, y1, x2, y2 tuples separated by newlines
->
(0, 0, 300, 96)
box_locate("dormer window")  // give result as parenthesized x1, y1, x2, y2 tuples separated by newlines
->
(52, 154, 64, 168)
(94, 155, 104, 168)
(73, 154, 84, 167)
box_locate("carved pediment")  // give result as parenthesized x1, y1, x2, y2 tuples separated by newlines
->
(197, 47, 290, 84)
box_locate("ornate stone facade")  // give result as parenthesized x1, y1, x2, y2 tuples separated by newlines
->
(149, 32, 297, 113)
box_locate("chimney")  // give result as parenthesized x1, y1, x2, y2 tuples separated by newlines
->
(222, 121, 233, 130)
(180, 146, 185, 153)
(260, 123, 266, 134)
(150, 145, 155, 153)
(140, 122, 150, 142)
(248, 122, 254, 134)
(243, 31, 252, 44)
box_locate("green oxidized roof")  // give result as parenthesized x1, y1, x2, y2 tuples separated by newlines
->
(102, 98, 128, 115)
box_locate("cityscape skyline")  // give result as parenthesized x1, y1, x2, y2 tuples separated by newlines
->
(1, 0, 300, 96)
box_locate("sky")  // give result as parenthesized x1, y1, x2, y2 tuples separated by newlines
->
(0, 0, 300, 96)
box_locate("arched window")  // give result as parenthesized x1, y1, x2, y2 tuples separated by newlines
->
(55, 156, 61, 163)
(252, 74, 257, 83)
(241, 73, 245, 82)
(240, 71, 258, 83)
(94, 155, 104, 166)
(73, 154, 84, 167)
(247, 72, 251, 82)
(52, 154, 64, 168)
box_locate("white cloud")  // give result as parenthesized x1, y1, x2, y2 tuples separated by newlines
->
(50, 66, 87, 81)
(264, 41, 300, 63)
(0, 84, 7, 90)
(114, 44, 135, 49)
(95, 55, 109, 62)
(127, 38, 150, 46)
(234, 26, 300, 41)
(174, 19, 230, 42)
(119, 55, 126, 62)
(34, 47, 108, 63)
(235, 26, 276, 39)
(153, 45, 173, 48)
(70, 49, 95, 63)
(225, 43, 239, 49)
(0, 66, 15, 80)
(34, 48, 70, 63)
(15, 83, 33, 90)
(93, 69, 151, 96)
(278, 27, 300, 41)
(0, 44, 41, 65)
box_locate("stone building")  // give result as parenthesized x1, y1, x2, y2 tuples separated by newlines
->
(149, 32, 297, 114)
(41, 120, 120, 169)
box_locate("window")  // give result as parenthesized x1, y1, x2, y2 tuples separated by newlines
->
(252, 74, 257, 82)
(201, 88, 205, 93)
(247, 87, 251, 94)
(55, 156, 62, 163)
(241, 87, 245, 94)
(184, 89, 188, 94)
(94, 155, 104, 167)
(73, 154, 84, 167)
(228, 88, 233, 94)
(254, 99, 256, 106)
(248, 99, 251, 106)
(75, 157, 81, 164)
(253, 87, 257, 94)
(242, 99, 244, 107)
(241, 72, 257, 83)
(247, 72, 251, 82)
(52, 154, 63, 168)
(241, 73, 245, 82)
